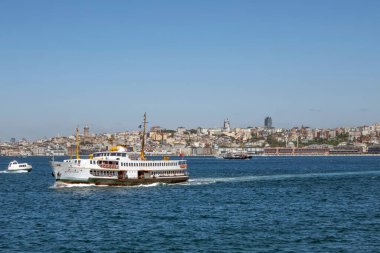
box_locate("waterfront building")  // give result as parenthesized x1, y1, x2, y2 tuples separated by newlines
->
(264, 147, 329, 156)
(368, 145, 380, 154)
(329, 145, 363, 155)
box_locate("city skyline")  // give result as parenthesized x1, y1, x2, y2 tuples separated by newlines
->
(2, 118, 380, 142)
(1, 0, 379, 140)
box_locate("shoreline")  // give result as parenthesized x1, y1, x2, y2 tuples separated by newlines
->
(1, 154, 380, 158)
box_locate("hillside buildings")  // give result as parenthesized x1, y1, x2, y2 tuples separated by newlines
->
(1, 121, 380, 157)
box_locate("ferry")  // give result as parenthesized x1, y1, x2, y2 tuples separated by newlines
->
(219, 152, 253, 160)
(8, 160, 32, 172)
(50, 114, 189, 186)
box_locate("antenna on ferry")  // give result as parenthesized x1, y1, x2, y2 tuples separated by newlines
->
(140, 112, 147, 160)
(76, 126, 80, 160)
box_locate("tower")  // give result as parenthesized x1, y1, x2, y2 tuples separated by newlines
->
(223, 118, 231, 132)
(264, 116, 272, 128)
(84, 125, 90, 138)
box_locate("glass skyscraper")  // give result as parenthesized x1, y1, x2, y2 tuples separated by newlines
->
(265, 116, 272, 128)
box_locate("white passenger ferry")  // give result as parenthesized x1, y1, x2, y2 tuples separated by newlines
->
(50, 114, 189, 186)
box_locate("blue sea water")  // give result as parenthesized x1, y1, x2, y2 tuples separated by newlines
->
(0, 156, 380, 252)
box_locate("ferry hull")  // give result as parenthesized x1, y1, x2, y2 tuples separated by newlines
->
(7, 168, 32, 173)
(55, 176, 189, 186)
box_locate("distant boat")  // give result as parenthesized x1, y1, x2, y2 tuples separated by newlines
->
(219, 152, 253, 160)
(7, 160, 32, 172)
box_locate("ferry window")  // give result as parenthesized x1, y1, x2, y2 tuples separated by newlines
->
(122, 153, 126, 157)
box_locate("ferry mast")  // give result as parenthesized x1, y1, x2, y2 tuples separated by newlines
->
(140, 113, 147, 160)
(76, 127, 80, 159)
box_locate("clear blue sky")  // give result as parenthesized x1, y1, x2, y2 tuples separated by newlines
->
(0, 0, 379, 140)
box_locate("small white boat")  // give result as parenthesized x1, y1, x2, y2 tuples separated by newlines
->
(7, 160, 32, 172)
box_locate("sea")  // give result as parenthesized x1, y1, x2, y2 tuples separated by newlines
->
(0, 156, 379, 252)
